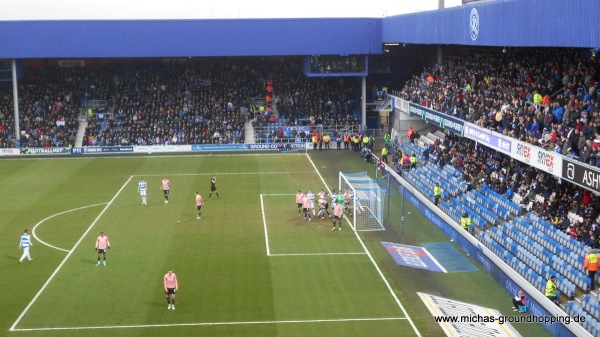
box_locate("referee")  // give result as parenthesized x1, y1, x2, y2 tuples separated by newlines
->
(209, 175, 221, 200)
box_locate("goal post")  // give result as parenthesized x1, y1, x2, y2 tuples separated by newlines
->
(339, 172, 386, 231)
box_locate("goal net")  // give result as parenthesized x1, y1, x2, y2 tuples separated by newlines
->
(339, 172, 386, 231)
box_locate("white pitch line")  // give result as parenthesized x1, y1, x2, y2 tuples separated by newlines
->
(9, 176, 134, 332)
(260, 193, 295, 196)
(11, 317, 407, 332)
(304, 153, 422, 337)
(260, 194, 367, 257)
(31, 203, 109, 253)
(420, 246, 448, 273)
(269, 252, 367, 256)
(135, 172, 315, 177)
(260, 194, 271, 256)
(0, 152, 308, 161)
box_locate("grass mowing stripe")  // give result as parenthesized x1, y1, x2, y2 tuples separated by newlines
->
(305, 153, 423, 337)
(11, 317, 407, 332)
(9, 176, 134, 332)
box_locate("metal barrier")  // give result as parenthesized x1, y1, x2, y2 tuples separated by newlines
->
(252, 124, 360, 143)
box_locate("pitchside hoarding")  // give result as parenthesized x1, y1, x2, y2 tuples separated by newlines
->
(463, 124, 511, 155)
(408, 103, 464, 136)
(562, 159, 600, 195)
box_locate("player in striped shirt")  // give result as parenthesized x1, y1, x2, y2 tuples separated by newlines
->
(161, 177, 170, 204)
(195, 192, 203, 220)
(138, 178, 148, 205)
(307, 189, 315, 215)
(330, 189, 338, 208)
(18, 229, 33, 263)
(355, 192, 364, 215)
(164, 268, 179, 310)
(95, 232, 110, 266)
(296, 190, 304, 216)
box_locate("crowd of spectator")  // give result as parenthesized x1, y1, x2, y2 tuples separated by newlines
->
(417, 132, 600, 248)
(0, 66, 88, 148)
(399, 47, 600, 167)
(256, 67, 359, 125)
(84, 59, 270, 146)
(0, 58, 361, 148)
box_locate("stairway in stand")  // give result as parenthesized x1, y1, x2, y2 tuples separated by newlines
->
(74, 110, 88, 147)
(244, 119, 256, 144)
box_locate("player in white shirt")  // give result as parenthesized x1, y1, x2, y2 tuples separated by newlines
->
(306, 189, 315, 215)
(18, 229, 33, 263)
(138, 178, 148, 205)
(330, 189, 338, 207)
(354, 192, 364, 215)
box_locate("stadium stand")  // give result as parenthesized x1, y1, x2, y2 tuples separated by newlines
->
(0, 66, 82, 148)
(1, 58, 361, 148)
(397, 47, 600, 167)
(393, 129, 600, 336)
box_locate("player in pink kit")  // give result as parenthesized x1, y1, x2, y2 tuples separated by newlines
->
(332, 202, 343, 230)
(95, 232, 110, 266)
(195, 192, 203, 220)
(296, 190, 304, 217)
(302, 193, 312, 222)
(164, 268, 179, 310)
(161, 177, 171, 204)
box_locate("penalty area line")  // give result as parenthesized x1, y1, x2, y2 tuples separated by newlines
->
(10, 317, 407, 332)
(32, 203, 109, 253)
(9, 176, 134, 332)
(135, 172, 316, 177)
(304, 153, 422, 337)
(260, 193, 366, 257)
(269, 252, 367, 256)
(260, 194, 271, 256)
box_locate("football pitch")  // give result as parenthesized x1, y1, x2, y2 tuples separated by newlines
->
(1, 153, 418, 337)
(1, 151, 552, 337)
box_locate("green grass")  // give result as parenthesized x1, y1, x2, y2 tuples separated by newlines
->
(0, 152, 551, 337)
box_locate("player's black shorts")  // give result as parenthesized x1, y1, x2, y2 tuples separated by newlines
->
(163, 189, 170, 195)
(97, 248, 106, 254)
(325, 203, 330, 210)
(297, 203, 302, 208)
(211, 185, 217, 192)
(197, 205, 202, 211)
(334, 215, 341, 220)
(344, 202, 350, 207)
(166, 288, 176, 295)
(303, 207, 309, 212)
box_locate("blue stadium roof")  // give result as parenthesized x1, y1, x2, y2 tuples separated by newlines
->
(0, 0, 597, 59)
